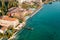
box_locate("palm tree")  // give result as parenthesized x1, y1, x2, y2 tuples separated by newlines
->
(1, 0, 5, 16)
(8, 0, 18, 8)
(0, 33, 4, 38)
(8, 0, 12, 8)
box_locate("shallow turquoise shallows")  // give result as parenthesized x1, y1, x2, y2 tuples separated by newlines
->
(16, 2, 60, 40)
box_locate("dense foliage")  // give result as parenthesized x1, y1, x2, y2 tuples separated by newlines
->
(0, 0, 18, 16)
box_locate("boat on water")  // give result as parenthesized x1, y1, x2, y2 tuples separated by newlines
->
(49, 2, 52, 4)
(25, 27, 34, 30)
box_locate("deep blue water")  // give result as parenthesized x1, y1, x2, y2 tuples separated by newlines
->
(16, 2, 60, 40)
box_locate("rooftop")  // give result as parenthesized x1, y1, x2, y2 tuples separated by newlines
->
(1, 16, 18, 21)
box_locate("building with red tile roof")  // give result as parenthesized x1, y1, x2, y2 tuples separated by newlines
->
(0, 16, 19, 33)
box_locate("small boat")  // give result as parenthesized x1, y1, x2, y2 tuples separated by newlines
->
(25, 27, 34, 30)
(49, 2, 52, 4)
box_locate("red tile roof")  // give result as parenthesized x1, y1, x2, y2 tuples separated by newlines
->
(1, 26, 7, 31)
(2, 16, 17, 21)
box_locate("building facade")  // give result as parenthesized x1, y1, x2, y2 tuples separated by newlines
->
(0, 16, 19, 33)
(17, 0, 43, 4)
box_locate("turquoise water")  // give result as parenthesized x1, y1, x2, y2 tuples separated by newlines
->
(16, 2, 60, 40)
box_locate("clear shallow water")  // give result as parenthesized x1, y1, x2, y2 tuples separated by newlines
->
(16, 2, 60, 40)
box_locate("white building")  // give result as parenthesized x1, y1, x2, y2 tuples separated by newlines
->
(0, 16, 19, 33)
(17, 0, 43, 4)
(0, 16, 19, 28)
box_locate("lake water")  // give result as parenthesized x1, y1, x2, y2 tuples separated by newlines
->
(16, 2, 60, 40)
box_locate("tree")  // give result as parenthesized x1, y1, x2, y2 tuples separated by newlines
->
(8, 0, 18, 8)
(1, 0, 5, 16)
(0, 33, 4, 38)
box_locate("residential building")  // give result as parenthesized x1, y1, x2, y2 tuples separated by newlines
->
(7, 7, 31, 21)
(17, 0, 43, 4)
(0, 16, 19, 33)
(7, 7, 25, 20)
